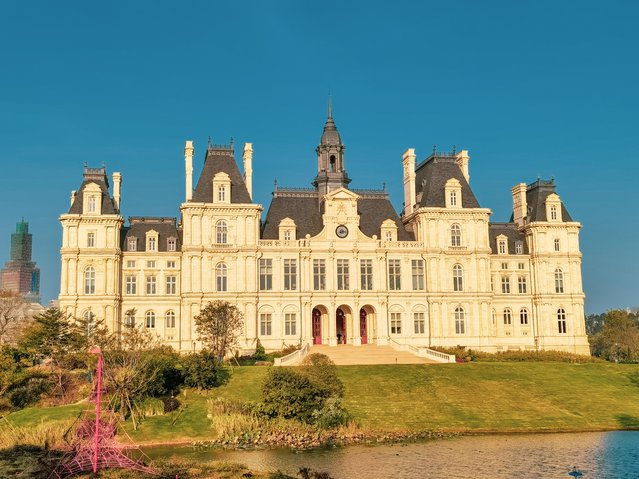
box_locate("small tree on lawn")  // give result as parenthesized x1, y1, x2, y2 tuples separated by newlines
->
(194, 301, 244, 362)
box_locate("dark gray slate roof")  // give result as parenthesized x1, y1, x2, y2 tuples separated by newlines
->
(192, 146, 252, 204)
(121, 217, 182, 252)
(488, 223, 528, 255)
(68, 167, 118, 215)
(261, 190, 414, 240)
(524, 179, 573, 222)
(414, 155, 480, 208)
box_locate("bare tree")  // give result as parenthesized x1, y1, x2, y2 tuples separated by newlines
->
(194, 301, 244, 362)
(0, 290, 29, 344)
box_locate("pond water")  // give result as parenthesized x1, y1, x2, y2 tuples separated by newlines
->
(142, 431, 639, 478)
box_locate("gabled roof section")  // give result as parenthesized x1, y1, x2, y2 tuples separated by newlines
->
(524, 179, 573, 222)
(489, 223, 529, 255)
(414, 152, 480, 208)
(192, 143, 252, 204)
(262, 190, 323, 239)
(121, 217, 182, 252)
(68, 166, 118, 215)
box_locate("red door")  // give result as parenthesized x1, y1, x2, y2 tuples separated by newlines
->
(312, 308, 322, 344)
(360, 309, 368, 344)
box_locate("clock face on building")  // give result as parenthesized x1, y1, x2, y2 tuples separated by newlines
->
(335, 225, 349, 238)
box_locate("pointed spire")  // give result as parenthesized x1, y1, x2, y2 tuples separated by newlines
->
(328, 93, 332, 119)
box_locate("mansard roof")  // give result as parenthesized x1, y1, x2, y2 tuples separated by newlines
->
(523, 179, 573, 222)
(261, 189, 413, 240)
(68, 166, 118, 215)
(121, 217, 182, 252)
(488, 222, 529, 255)
(414, 153, 480, 209)
(192, 144, 252, 204)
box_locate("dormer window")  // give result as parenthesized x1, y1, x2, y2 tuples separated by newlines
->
(145, 230, 159, 252)
(515, 241, 523, 254)
(381, 219, 398, 242)
(127, 237, 137, 252)
(82, 183, 102, 215)
(545, 193, 562, 222)
(167, 237, 177, 252)
(148, 237, 156, 251)
(278, 217, 297, 242)
(218, 185, 226, 202)
(284, 230, 291, 241)
(88, 196, 96, 213)
(212, 172, 231, 204)
(497, 234, 508, 255)
(550, 205, 557, 220)
(445, 178, 462, 209)
(450, 191, 457, 206)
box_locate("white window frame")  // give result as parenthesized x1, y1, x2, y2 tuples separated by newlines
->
(146, 275, 157, 295)
(260, 313, 272, 336)
(84, 266, 96, 295)
(145, 311, 156, 329)
(337, 259, 350, 290)
(455, 307, 465, 334)
(313, 259, 326, 290)
(165, 310, 176, 329)
(166, 275, 177, 295)
(283, 259, 297, 290)
(126, 275, 137, 295)
(285, 313, 296, 336)
(216, 263, 227, 292)
(259, 259, 273, 290)
(413, 312, 425, 334)
(390, 312, 402, 334)
(453, 264, 463, 292)
(360, 259, 373, 290)
(388, 259, 401, 290)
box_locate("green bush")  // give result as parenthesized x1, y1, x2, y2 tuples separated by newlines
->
(9, 373, 51, 408)
(300, 353, 344, 399)
(254, 339, 267, 361)
(260, 368, 323, 423)
(311, 396, 350, 429)
(142, 346, 183, 397)
(182, 350, 230, 389)
(431, 346, 598, 363)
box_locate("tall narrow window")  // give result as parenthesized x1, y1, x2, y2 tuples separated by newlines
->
(414, 312, 425, 334)
(450, 224, 462, 246)
(503, 308, 512, 325)
(450, 191, 457, 207)
(283, 230, 291, 241)
(337, 259, 349, 290)
(145, 311, 156, 329)
(555, 268, 564, 293)
(557, 308, 567, 333)
(498, 240, 507, 254)
(455, 307, 465, 334)
(283, 259, 297, 290)
(127, 237, 137, 251)
(515, 241, 523, 254)
(453, 264, 463, 292)
(87, 232, 95, 248)
(218, 185, 226, 202)
(412, 259, 425, 290)
(390, 312, 402, 334)
(550, 205, 558, 220)
(259, 259, 273, 290)
(388, 259, 401, 290)
(554, 238, 560, 252)
(166, 275, 177, 294)
(518, 276, 527, 294)
(360, 259, 373, 290)
(148, 236, 157, 251)
(84, 266, 95, 294)
(501, 276, 510, 294)
(520, 308, 529, 325)
(385, 231, 393, 242)
(146, 276, 157, 295)
(260, 313, 272, 336)
(126, 276, 137, 295)
(216, 263, 227, 292)
(88, 196, 97, 213)
(83, 311, 94, 337)
(165, 310, 176, 329)
(285, 313, 296, 335)
(125, 311, 135, 328)
(216, 220, 228, 244)
(313, 259, 326, 290)
(167, 238, 177, 251)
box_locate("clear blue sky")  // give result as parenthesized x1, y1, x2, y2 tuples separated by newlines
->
(0, 1, 636, 313)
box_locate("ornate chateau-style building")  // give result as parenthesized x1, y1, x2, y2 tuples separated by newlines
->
(58, 107, 590, 355)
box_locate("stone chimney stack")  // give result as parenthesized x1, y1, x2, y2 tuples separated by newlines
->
(112, 172, 122, 211)
(402, 148, 416, 216)
(455, 150, 470, 183)
(185, 140, 194, 201)
(512, 183, 528, 227)
(243, 142, 253, 200)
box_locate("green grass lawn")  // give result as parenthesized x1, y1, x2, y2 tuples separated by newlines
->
(5, 362, 639, 445)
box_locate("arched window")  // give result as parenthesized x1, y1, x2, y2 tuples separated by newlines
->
(165, 310, 176, 329)
(216, 263, 227, 292)
(145, 311, 156, 329)
(84, 266, 95, 294)
(216, 220, 228, 244)
(329, 155, 336, 172)
(454, 307, 465, 334)
(557, 308, 567, 333)
(520, 308, 529, 325)
(453, 264, 463, 292)
(82, 310, 94, 337)
(503, 308, 512, 325)
(554, 268, 564, 293)
(450, 224, 462, 247)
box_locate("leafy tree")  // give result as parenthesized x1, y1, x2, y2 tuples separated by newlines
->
(260, 368, 323, 423)
(300, 353, 344, 399)
(194, 301, 244, 362)
(0, 290, 29, 345)
(0, 346, 20, 396)
(590, 310, 639, 362)
(182, 350, 229, 389)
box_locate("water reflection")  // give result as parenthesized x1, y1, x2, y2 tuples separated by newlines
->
(143, 431, 639, 478)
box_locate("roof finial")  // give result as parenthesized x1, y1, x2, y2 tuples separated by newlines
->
(328, 93, 332, 119)
(208, 136, 212, 148)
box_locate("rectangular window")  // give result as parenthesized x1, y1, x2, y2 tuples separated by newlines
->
(284, 230, 291, 241)
(450, 191, 457, 206)
(518, 262, 525, 270)
(313, 259, 326, 290)
(518, 276, 527, 294)
(88, 196, 97, 213)
(360, 259, 373, 290)
(285, 313, 296, 335)
(554, 238, 560, 252)
(167, 238, 177, 251)
(87, 232, 95, 248)
(126, 276, 137, 295)
(498, 241, 507, 254)
(283, 259, 297, 290)
(146, 260, 156, 268)
(414, 312, 425, 334)
(390, 312, 402, 334)
(218, 185, 226, 202)
(337, 259, 350, 290)
(166, 275, 177, 295)
(126, 260, 136, 268)
(167, 260, 176, 268)
(148, 236, 157, 251)
(515, 241, 523, 254)
(411, 260, 425, 290)
(501, 276, 510, 294)
(260, 313, 272, 336)
(501, 262, 508, 270)
(388, 259, 401, 290)
(259, 259, 273, 291)
(146, 276, 157, 295)
(128, 238, 137, 251)
(550, 205, 558, 220)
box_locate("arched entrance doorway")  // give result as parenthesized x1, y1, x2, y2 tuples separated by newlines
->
(336, 308, 346, 344)
(359, 308, 368, 344)
(312, 308, 322, 344)
(360, 305, 377, 344)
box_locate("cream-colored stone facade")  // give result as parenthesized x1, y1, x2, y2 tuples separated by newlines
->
(58, 113, 590, 355)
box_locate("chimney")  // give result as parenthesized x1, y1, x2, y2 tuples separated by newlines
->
(512, 183, 528, 227)
(112, 172, 122, 211)
(455, 150, 470, 183)
(402, 148, 416, 216)
(185, 140, 194, 201)
(243, 142, 253, 200)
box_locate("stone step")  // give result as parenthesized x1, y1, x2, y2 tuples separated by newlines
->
(305, 344, 435, 365)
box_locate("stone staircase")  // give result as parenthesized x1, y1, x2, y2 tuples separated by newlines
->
(306, 344, 436, 365)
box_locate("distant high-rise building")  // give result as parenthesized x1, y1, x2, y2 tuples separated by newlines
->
(1, 220, 40, 303)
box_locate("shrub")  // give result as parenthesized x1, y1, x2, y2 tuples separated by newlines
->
(254, 339, 267, 361)
(311, 397, 351, 429)
(8, 372, 51, 408)
(260, 368, 323, 423)
(162, 396, 180, 413)
(300, 353, 344, 399)
(182, 350, 230, 389)
(142, 346, 183, 397)
(431, 346, 598, 363)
